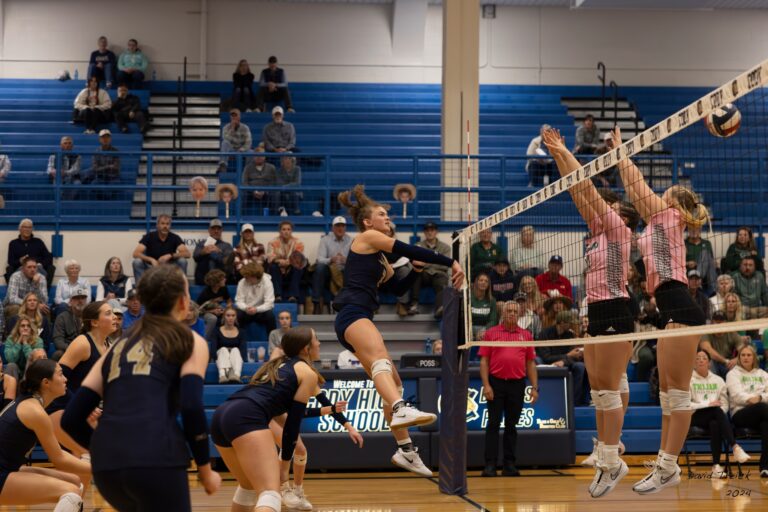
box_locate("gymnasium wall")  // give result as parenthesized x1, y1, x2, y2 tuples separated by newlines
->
(1, 1, 766, 86)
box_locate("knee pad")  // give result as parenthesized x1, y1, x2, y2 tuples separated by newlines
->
(659, 392, 671, 416)
(619, 373, 629, 394)
(294, 453, 308, 467)
(668, 388, 691, 412)
(598, 390, 623, 411)
(256, 490, 282, 512)
(53, 493, 82, 512)
(591, 390, 602, 410)
(233, 486, 258, 507)
(371, 359, 393, 379)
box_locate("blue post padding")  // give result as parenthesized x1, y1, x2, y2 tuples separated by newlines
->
(51, 234, 64, 258)
(438, 287, 468, 495)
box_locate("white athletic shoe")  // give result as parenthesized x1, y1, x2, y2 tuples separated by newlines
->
(588, 466, 602, 495)
(582, 437, 598, 467)
(711, 464, 726, 479)
(591, 460, 629, 498)
(390, 404, 436, 429)
(292, 484, 313, 510)
(761, 469, 768, 478)
(391, 447, 433, 477)
(633, 463, 681, 494)
(281, 482, 302, 509)
(733, 444, 751, 464)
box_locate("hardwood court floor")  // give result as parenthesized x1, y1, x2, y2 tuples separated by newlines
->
(9, 464, 765, 511)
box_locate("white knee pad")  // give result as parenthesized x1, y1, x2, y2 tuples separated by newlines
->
(591, 390, 602, 410)
(371, 358, 393, 379)
(294, 453, 308, 466)
(53, 493, 82, 512)
(619, 373, 629, 394)
(256, 490, 283, 512)
(233, 486, 258, 507)
(659, 391, 671, 416)
(668, 388, 691, 412)
(598, 390, 623, 411)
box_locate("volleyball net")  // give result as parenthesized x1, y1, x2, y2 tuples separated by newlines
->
(456, 58, 768, 349)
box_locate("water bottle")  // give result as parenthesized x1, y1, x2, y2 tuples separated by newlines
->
(152, 69, 157, 81)
(73, 68, 79, 80)
(425, 337, 433, 355)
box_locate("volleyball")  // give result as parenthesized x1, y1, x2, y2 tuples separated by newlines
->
(705, 103, 741, 138)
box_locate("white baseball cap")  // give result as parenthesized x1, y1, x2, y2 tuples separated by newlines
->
(272, 106, 284, 115)
(332, 216, 347, 225)
(241, 223, 254, 233)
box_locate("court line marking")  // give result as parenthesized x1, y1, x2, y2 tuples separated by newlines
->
(426, 477, 490, 512)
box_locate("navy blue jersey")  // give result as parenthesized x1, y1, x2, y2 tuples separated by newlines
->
(90, 336, 189, 472)
(0, 397, 39, 472)
(333, 250, 392, 312)
(226, 358, 301, 418)
(48, 333, 104, 413)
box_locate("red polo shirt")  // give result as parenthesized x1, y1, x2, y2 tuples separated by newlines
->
(478, 324, 535, 380)
(536, 272, 573, 299)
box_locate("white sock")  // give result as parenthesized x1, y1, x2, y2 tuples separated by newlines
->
(603, 445, 620, 467)
(657, 450, 664, 465)
(53, 493, 82, 512)
(597, 441, 605, 464)
(659, 452, 678, 473)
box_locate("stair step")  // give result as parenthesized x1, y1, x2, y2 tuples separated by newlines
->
(149, 105, 219, 115)
(151, 95, 221, 106)
(568, 109, 636, 120)
(131, 204, 219, 218)
(151, 117, 221, 127)
(135, 176, 220, 185)
(143, 139, 220, 150)
(561, 99, 632, 109)
(146, 127, 221, 138)
(138, 162, 220, 175)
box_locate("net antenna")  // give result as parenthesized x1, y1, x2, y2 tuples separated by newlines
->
(458, 58, 768, 350)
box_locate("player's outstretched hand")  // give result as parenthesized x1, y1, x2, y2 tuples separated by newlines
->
(199, 465, 222, 495)
(451, 261, 465, 289)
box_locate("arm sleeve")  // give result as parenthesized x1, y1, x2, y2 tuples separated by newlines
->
(61, 386, 101, 449)
(281, 400, 307, 461)
(179, 374, 211, 466)
(314, 391, 348, 425)
(390, 240, 454, 267)
(381, 268, 420, 297)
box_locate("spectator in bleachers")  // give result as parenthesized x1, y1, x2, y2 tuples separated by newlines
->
(46, 137, 81, 195)
(514, 292, 542, 339)
(700, 310, 743, 379)
(108, 301, 124, 343)
(538, 310, 590, 406)
(242, 143, 277, 214)
(518, 275, 545, 319)
(73, 76, 112, 134)
(541, 295, 572, 331)
(122, 289, 144, 330)
(730, 256, 768, 319)
(268, 309, 292, 358)
(262, 106, 296, 153)
(690, 349, 751, 478)
(310, 216, 352, 315)
(116, 38, 148, 89)
(267, 220, 305, 302)
(633, 281, 659, 382)
(198, 269, 232, 337)
(725, 344, 768, 477)
(235, 261, 276, 333)
(723, 292, 744, 324)
(131, 214, 190, 281)
(0, 359, 17, 406)
(4, 257, 48, 319)
(592, 132, 618, 187)
(432, 339, 443, 356)
(276, 155, 302, 216)
(83, 129, 120, 190)
(5, 218, 55, 287)
(232, 223, 266, 279)
(51, 289, 87, 360)
(53, 259, 91, 317)
(231, 59, 256, 112)
(686, 270, 710, 321)
(3, 315, 43, 377)
(525, 124, 555, 187)
(685, 225, 717, 295)
(535, 255, 572, 299)
(95, 256, 134, 303)
(470, 229, 501, 278)
(490, 257, 515, 314)
(710, 274, 734, 314)
(5, 292, 52, 351)
(193, 219, 233, 286)
(471, 272, 498, 340)
(112, 84, 147, 134)
(0, 147, 11, 183)
(218, 108, 252, 174)
(185, 301, 206, 337)
(510, 226, 545, 281)
(255, 56, 295, 113)
(573, 114, 600, 155)
(410, 221, 451, 319)
(87, 36, 116, 89)
(722, 226, 764, 275)
(210, 306, 245, 383)
(386, 225, 413, 318)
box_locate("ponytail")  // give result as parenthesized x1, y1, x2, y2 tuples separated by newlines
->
(19, 359, 58, 397)
(249, 327, 324, 387)
(338, 184, 389, 233)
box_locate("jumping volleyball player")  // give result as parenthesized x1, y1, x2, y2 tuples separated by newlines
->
(61, 265, 221, 511)
(611, 127, 708, 493)
(334, 185, 464, 475)
(543, 129, 638, 497)
(0, 359, 90, 511)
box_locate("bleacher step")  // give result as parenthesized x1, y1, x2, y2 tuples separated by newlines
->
(151, 116, 221, 127)
(143, 139, 220, 150)
(149, 105, 219, 115)
(150, 95, 221, 106)
(146, 127, 220, 138)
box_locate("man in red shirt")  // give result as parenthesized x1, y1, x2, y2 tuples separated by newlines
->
(479, 301, 539, 477)
(535, 255, 573, 299)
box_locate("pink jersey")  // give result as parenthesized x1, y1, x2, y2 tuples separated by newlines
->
(637, 207, 688, 295)
(585, 209, 631, 303)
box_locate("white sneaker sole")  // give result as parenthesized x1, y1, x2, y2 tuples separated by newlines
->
(591, 462, 629, 498)
(633, 472, 680, 495)
(391, 455, 433, 477)
(390, 412, 437, 430)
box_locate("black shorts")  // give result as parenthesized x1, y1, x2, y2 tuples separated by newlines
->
(333, 304, 374, 353)
(210, 398, 271, 448)
(0, 469, 11, 495)
(654, 280, 706, 327)
(587, 298, 635, 337)
(94, 467, 190, 512)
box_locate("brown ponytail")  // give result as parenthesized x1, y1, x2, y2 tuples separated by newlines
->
(250, 326, 324, 387)
(338, 184, 390, 233)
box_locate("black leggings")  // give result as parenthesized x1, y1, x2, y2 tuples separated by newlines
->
(732, 402, 768, 470)
(94, 467, 191, 512)
(690, 407, 735, 465)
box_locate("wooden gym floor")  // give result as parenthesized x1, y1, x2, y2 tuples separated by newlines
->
(10, 460, 765, 511)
